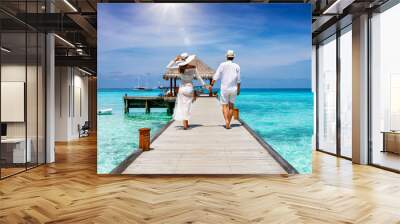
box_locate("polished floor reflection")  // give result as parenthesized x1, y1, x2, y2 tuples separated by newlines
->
(373, 150, 400, 171)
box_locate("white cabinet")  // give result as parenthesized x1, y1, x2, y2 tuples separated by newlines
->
(1, 138, 32, 163)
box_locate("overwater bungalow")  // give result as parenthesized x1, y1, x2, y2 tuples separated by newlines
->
(163, 57, 216, 97)
(124, 57, 217, 114)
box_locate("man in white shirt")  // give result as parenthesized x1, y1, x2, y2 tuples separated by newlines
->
(209, 50, 241, 129)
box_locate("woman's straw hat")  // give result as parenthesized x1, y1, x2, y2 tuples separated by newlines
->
(166, 53, 196, 68)
(176, 53, 196, 66)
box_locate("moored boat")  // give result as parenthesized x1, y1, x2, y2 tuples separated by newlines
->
(98, 108, 112, 115)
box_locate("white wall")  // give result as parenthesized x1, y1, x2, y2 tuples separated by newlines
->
(1, 65, 26, 132)
(71, 72, 89, 138)
(55, 66, 70, 141)
(1, 65, 40, 138)
(54, 67, 89, 141)
(1, 63, 46, 164)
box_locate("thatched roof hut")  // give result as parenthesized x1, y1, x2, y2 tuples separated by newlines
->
(163, 57, 215, 80)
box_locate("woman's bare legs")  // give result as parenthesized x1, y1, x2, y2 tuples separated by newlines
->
(192, 91, 197, 103)
(183, 120, 189, 129)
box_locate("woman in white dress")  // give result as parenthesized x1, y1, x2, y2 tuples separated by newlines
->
(166, 53, 208, 129)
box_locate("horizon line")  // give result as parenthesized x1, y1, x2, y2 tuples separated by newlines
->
(98, 87, 312, 90)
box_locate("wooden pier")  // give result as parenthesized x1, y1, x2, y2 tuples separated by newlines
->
(123, 95, 176, 115)
(118, 97, 297, 175)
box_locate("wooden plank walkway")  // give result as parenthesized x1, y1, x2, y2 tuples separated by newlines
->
(122, 97, 290, 174)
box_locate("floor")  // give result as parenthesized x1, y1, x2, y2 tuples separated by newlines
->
(123, 97, 286, 174)
(0, 167, 25, 178)
(1, 163, 43, 179)
(0, 135, 400, 223)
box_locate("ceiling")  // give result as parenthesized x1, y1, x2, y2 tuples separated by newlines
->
(0, 0, 97, 74)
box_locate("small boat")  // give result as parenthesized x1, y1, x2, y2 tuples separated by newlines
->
(134, 87, 151, 91)
(157, 81, 164, 89)
(133, 75, 152, 91)
(98, 108, 112, 115)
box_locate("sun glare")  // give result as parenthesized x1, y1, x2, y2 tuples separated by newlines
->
(151, 3, 183, 17)
(162, 3, 179, 10)
(148, 3, 195, 47)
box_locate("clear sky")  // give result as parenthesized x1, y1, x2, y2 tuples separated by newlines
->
(98, 3, 311, 89)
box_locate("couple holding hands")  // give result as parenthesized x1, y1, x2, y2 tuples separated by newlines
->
(166, 50, 241, 130)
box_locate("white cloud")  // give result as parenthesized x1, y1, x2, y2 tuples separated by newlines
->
(98, 4, 273, 52)
(98, 4, 311, 87)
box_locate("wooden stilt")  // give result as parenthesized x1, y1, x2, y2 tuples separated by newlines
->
(174, 78, 177, 96)
(145, 100, 150, 113)
(167, 104, 173, 116)
(169, 79, 173, 96)
(124, 94, 128, 113)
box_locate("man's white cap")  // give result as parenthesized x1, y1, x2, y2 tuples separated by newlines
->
(226, 50, 235, 58)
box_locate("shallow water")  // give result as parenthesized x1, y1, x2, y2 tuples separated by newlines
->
(97, 89, 171, 173)
(97, 88, 313, 174)
(236, 89, 314, 173)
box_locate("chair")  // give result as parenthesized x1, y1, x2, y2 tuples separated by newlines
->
(79, 121, 90, 138)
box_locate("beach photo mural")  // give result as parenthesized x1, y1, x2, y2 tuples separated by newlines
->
(98, 3, 313, 174)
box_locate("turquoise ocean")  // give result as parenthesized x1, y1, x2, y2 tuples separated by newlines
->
(97, 88, 314, 174)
